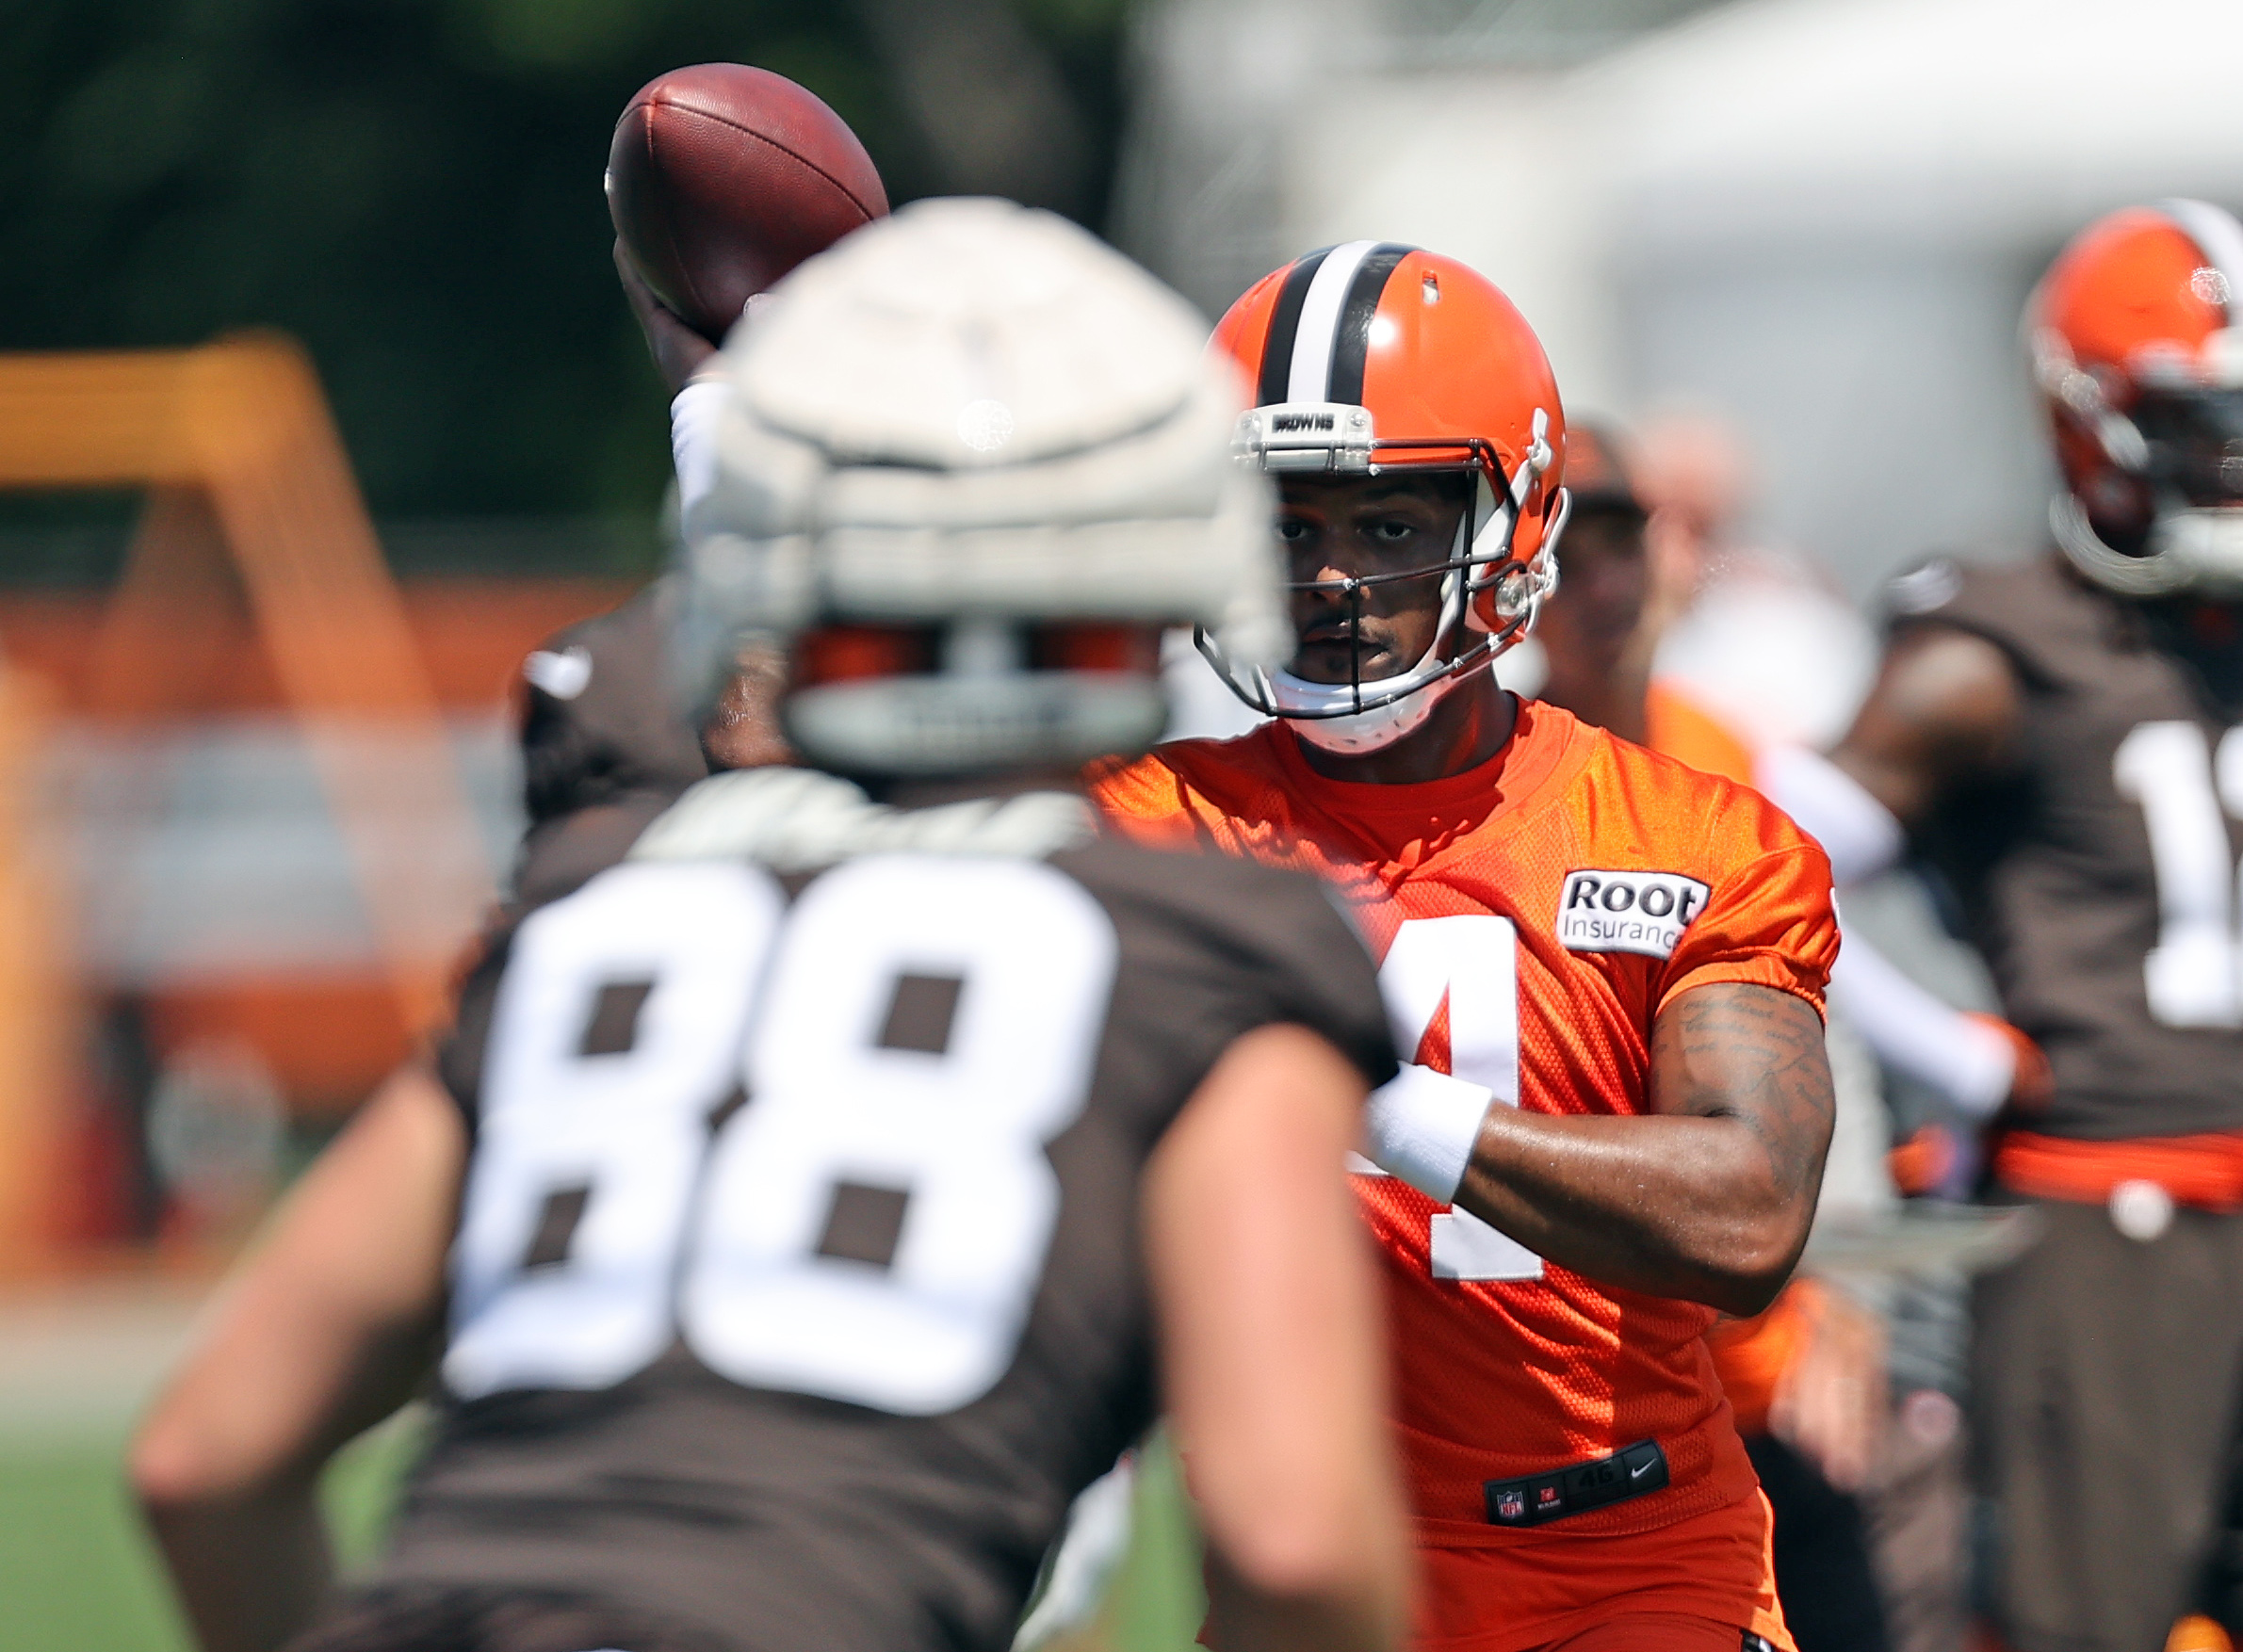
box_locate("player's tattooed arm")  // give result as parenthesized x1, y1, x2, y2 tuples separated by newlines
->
(1831, 623, 2023, 825)
(1659, 982, 1832, 1190)
(1452, 982, 1833, 1316)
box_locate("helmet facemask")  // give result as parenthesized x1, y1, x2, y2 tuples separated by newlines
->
(2042, 357, 2243, 598)
(779, 616, 1173, 781)
(1201, 411, 1568, 754)
(2033, 200, 2243, 599)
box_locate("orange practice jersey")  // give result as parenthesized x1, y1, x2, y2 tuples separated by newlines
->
(1643, 681, 1756, 789)
(1091, 701, 1837, 1564)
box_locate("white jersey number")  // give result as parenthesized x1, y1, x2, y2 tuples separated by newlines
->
(445, 855, 1116, 1415)
(2113, 721, 2243, 1028)
(1372, 915, 1544, 1282)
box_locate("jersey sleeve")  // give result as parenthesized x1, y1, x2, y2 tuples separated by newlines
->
(1059, 841, 1400, 1101)
(1239, 877, 1403, 1091)
(1081, 751, 1210, 852)
(1654, 796, 1839, 1018)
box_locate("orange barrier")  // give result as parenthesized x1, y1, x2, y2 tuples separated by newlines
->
(0, 336, 496, 1269)
(0, 667, 70, 1272)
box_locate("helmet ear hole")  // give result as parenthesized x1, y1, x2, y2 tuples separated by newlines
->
(1488, 564, 1536, 623)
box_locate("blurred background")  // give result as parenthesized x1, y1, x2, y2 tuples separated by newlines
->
(4, 0, 2241, 1646)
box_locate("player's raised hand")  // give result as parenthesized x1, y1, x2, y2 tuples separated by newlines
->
(616, 239, 718, 395)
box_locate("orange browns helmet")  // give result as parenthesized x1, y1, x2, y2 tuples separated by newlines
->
(1198, 242, 1569, 753)
(2030, 200, 2243, 596)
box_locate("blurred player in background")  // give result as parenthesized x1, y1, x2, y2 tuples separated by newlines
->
(1095, 242, 1840, 1652)
(1532, 422, 1893, 1652)
(1620, 416, 2052, 1158)
(1530, 422, 1755, 785)
(127, 202, 1412, 1652)
(1558, 413, 2067, 1652)
(1811, 201, 2243, 1652)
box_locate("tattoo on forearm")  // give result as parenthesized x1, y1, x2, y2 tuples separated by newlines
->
(1653, 984, 1834, 1197)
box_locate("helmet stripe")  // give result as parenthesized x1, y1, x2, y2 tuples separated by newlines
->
(2160, 198, 2243, 321)
(1286, 240, 1381, 403)
(1256, 247, 1333, 406)
(1328, 244, 1416, 405)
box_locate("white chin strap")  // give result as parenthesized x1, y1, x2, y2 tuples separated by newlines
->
(1279, 639, 1471, 753)
(2053, 494, 2243, 598)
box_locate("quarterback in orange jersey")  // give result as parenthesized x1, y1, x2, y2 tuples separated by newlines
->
(1091, 244, 1841, 1652)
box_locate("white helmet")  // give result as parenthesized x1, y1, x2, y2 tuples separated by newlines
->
(676, 198, 1286, 777)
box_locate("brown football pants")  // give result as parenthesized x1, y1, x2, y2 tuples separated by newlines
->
(1972, 1196, 2243, 1652)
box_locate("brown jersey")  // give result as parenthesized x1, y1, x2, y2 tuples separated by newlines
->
(514, 578, 708, 896)
(355, 769, 1397, 1652)
(1888, 551, 2243, 1142)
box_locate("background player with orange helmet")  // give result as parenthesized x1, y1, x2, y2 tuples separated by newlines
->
(1093, 242, 1841, 1651)
(1803, 201, 2243, 1652)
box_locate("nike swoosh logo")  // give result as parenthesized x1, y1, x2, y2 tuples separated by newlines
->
(1630, 1458, 1656, 1478)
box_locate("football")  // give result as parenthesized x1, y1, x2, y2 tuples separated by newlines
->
(606, 64, 889, 343)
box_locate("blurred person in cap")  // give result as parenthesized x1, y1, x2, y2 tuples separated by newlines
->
(1533, 421, 1894, 1652)
(1097, 241, 1845, 1652)
(1554, 423, 2085, 1652)
(1632, 413, 1875, 756)
(1533, 423, 1757, 783)
(1534, 426, 1884, 1649)
(1804, 201, 2243, 1652)
(126, 199, 1414, 1652)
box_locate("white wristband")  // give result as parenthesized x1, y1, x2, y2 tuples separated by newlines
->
(1363, 1063, 1494, 1205)
(670, 378, 729, 531)
(1757, 744, 1904, 887)
(1828, 932, 2015, 1119)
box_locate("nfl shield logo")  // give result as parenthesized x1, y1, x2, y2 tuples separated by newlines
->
(1495, 1489, 1525, 1522)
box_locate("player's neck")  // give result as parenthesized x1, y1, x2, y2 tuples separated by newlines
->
(1290, 675, 1518, 786)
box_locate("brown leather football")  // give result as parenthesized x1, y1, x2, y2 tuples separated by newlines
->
(606, 64, 889, 343)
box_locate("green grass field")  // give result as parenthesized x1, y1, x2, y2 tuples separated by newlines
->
(0, 1413, 1203, 1652)
(0, 1411, 421, 1652)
